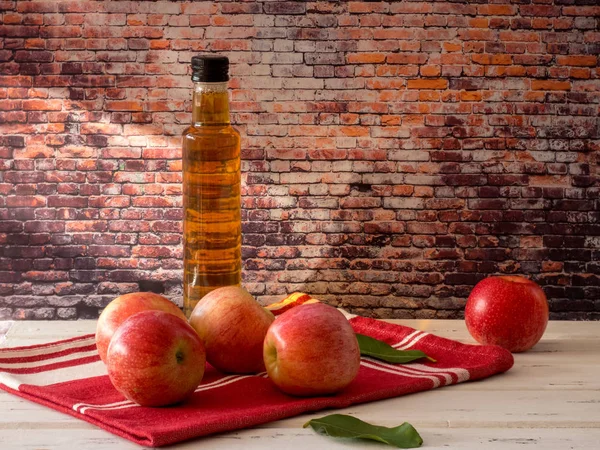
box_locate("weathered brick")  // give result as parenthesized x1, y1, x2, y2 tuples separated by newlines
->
(264, 2, 306, 15)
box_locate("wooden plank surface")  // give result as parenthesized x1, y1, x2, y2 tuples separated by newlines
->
(2, 427, 600, 450)
(1, 319, 598, 449)
(0, 321, 11, 345)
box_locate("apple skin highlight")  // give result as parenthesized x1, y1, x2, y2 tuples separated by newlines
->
(465, 276, 549, 353)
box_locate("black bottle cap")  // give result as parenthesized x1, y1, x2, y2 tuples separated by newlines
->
(191, 55, 229, 82)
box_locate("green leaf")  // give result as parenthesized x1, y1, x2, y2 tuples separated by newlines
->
(303, 414, 423, 449)
(357, 333, 436, 364)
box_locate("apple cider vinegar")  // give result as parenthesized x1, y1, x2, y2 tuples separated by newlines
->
(182, 55, 241, 316)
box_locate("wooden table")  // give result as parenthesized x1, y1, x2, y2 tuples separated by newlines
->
(1, 320, 598, 449)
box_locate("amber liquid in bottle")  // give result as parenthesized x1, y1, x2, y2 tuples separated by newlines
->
(182, 81, 241, 317)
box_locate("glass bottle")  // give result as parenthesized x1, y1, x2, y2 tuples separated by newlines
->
(182, 55, 241, 317)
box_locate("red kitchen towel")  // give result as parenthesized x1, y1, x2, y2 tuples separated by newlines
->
(0, 295, 513, 447)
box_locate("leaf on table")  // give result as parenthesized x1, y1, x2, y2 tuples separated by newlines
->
(356, 333, 436, 364)
(303, 414, 423, 449)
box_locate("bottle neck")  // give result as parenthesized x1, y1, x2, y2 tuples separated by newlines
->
(191, 82, 230, 125)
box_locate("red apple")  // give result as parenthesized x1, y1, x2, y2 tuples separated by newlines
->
(263, 303, 360, 396)
(465, 275, 549, 353)
(106, 310, 206, 407)
(189, 286, 275, 374)
(96, 292, 187, 363)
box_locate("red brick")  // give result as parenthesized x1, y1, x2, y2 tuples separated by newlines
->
(521, 6, 561, 17)
(264, 2, 306, 15)
(101, 148, 142, 159)
(420, 65, 441, 77)
(471, 54, 513, 65)
(443, 42, 462, 52)
(407, 79, 448, 90)
(104, 99, 143, 111)
(460, 91, 482, 102)
(14, 50, 53, 62)
(0, 76, 32, 87)
(71, 75, 115, 87)
(531, 80, 572, 91)
(386, 53, 428, 65)
(499, 31, 539, 42)
(478, 5, 516, 16)
(40, 26, 81, 38)
(80, 123, 122, 134)
(562, 6, 600, 17)
(469, 18, 489, 29)
(556, 55, 597, 67)
(0, 25, 40, 37)
(346, 53, 386, 64)
(340, 197, 381, 209)
(13, 145, 55, 159)
(6, 196, 46, 207)
(348, 2, 389, 13)
(47, 196, 88, 208)
(21, 99, 62, 110)
(569, 68, 591, 79)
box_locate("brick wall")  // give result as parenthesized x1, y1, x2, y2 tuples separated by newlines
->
(0, 1, 599, 320)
